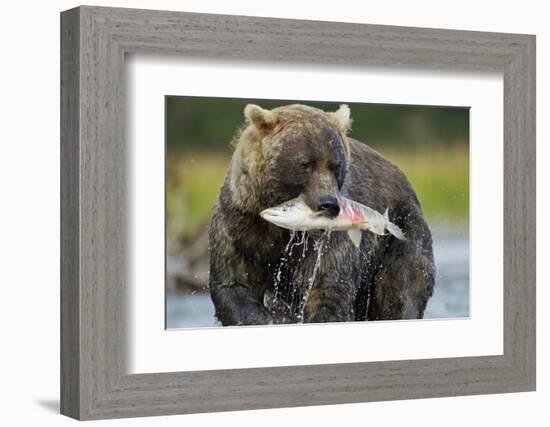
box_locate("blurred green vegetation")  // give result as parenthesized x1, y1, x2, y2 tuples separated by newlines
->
(382, 146, 469, 223)
(166, 97, 468, 152)
(167, 152, 229, 240)
(166, 96, 469, 242)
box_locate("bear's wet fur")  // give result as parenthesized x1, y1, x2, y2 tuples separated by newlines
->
(209, 103, 435, 325)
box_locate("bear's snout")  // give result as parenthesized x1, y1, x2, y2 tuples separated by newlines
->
(317, 195, 340, 218)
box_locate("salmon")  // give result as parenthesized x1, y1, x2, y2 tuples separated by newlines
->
(260, 196, 405, 247)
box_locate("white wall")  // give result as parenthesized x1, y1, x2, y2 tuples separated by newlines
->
(0, 0, 546, 425)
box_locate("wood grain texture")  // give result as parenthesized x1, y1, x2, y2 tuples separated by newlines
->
(60, 5, 536, 420)
(60, 7, 80, 419)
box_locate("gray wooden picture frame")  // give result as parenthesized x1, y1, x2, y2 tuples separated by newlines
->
(60, 5, 536, 421)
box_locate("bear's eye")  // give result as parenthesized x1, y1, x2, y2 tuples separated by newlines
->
(300, 161, 314, 169)
(329, 162, 341, 172)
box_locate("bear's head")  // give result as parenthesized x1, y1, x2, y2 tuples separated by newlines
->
(229, 103, 352, 216)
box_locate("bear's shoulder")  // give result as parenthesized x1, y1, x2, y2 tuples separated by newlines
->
(345, 137, 419, 210)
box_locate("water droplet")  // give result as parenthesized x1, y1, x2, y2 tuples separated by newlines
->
(270, 231, 297, 314)
(297, 229, 330, 322)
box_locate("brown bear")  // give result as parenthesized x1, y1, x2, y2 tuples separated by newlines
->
(209, 103, 435, 326)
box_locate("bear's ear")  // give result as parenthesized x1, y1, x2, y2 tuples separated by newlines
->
(244, 104, 277, 135)
(327, 104, 352, 133)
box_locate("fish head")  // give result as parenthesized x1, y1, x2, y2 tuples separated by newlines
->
(260, 198, 312, 231)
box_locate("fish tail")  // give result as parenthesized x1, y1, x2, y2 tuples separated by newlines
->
(384, 209, 406, 240)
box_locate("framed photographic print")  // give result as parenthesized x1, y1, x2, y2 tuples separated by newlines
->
(60, 5, 536, 420)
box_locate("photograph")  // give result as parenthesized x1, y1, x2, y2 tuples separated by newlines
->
(165, 96, 469, 328)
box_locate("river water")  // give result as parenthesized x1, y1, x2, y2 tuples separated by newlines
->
(166, 235, 469, 329)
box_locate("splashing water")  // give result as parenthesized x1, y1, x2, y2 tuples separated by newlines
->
(287, 231, 304, 258)
(297, 230, 331, 322)
(288, 232, 309, 313)
(284, 230, 297, 254)
(268, 229, 331, 322)
(301, 232, 309, 260)
(270, 230, 296, 313)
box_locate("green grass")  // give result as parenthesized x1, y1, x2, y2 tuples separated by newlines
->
(380, 144, 469, 224)
(166, 151, 230, 241)
(167, 144, 469, 242)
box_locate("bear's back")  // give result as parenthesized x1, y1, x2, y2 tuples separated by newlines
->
(344, 138, 421, 216)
